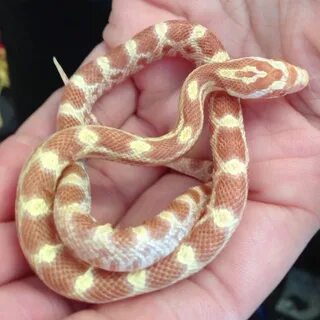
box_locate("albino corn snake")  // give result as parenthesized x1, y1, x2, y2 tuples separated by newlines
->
(15, 20, 309, 303)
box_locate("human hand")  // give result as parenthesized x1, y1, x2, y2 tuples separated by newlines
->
(0, 1, 319, 319)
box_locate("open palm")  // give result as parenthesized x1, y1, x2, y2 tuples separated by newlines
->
(0, 1, 319, 319)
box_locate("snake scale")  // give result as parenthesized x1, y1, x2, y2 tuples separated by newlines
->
(15, 20, 309, 303)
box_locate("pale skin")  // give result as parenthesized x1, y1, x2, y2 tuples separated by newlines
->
(0, 0, 319, 319)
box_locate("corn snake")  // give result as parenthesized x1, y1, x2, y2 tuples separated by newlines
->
(15, 20, 309, 303)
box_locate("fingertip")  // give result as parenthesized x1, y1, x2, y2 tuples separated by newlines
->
(0, 165, 16, 222)
(0, 134, 42, 222)
(0, 222, 30, 285)
(0, 277, 77, 320)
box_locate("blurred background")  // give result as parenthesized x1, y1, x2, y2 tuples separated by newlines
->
(0, 1, 319, 319)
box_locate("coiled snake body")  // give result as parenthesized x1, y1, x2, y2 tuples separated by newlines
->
(15, 21, 309, 303)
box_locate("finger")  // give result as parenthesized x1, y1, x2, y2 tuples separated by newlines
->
(0, 277, 82, 320)
(243, 99, 315, 163)
(0, 134, 42, 222)
(16, 89, 62, 138)
(119, 172, 198, 227)
(85, 163, 164, 225)
(248, 155, 320, 216)
(103, 0, 180, 47)
(243, 101, 320, 215)
(0, 222, 30, 285)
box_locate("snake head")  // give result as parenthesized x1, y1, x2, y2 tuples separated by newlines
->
(265, 58, 309, 97)
(222, 57, 309, 99)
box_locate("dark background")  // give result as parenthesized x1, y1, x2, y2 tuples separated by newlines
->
(0, 0, 111, 125)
